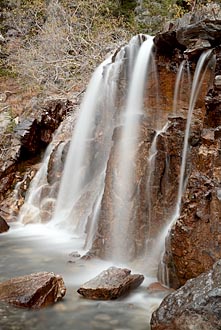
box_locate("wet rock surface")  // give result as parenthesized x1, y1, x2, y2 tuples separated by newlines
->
(77, 267, 144, 300)
(15, 98, 73, 158)
(0, 98, 74, 220)
(0, 272, 66, 309)
(151, 260, 221, 330)
(162, 41, 221, 289)
(0, 216, 9, 233)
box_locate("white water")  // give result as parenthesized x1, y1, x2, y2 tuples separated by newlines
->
(0, 222, 164, 330)
(53, 60, 110, 228)
(176, 50, 212, 213)
(18, 133, 64, 224)
(172, 60, 186, 114)
(52, 55, 124, 236)
(18, 34, 149, 250)
(1, 33, 215, 330)
(158, 50, 212, 285)
(17, 36, 212, 284)
(112, 36, 154, 263)
(145, 122, 169, 256)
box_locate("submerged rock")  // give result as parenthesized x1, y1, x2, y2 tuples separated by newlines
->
(147, 282, 173, 294)
(0, 272, 66, 309)
(151, 260, 221, 330)
(0, 216, 9, 233)
(77, 267, 144, 300)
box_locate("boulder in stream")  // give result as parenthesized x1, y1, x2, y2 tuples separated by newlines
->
(77, 266, 144, 300)
(151, 260, 221, 330)
(0, 216, 9, 233)
(0, 272, 66, 309)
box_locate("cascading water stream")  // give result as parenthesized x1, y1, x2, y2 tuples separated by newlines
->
(52, 59, 111, 229)
(18, 125, 67, 225)
(172, 60, 186, 115)
(18, 34, 148, 249)
(111, 36, 154, 263)
(158, 49, 212, 285)
(50, 35, 145, 240)
(145, 122, 169, 259)
(170, 49, 212, 228)
(3, 29, 217, 330)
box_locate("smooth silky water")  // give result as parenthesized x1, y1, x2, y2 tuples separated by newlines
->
(0, 35, 214, 329)
(0, 223, 164, 330)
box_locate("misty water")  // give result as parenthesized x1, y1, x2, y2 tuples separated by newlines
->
(0, 223, 164, 330)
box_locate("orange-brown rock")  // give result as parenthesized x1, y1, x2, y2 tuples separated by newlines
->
(77, 267, 144, 300)
(0, 272, 66, 308)
(162, 46, 221, 289)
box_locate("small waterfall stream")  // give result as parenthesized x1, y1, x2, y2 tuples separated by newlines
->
(168, 50, 212, 230)
(158, 50, 213, 285)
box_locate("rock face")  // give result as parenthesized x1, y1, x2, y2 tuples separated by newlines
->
(15, 98, 73, 158)
(155, 4, 221, 57)
(0, 272, 66, 309)
(0, 98, 74, 220)
(77, 267, 144, 300)
(0, 216, 9, 233)
(161, 39, 221, 289)
(151, 260, 221, 330)
(91, 27, 210, 263)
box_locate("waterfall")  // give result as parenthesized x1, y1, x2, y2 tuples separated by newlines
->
(111, 36, 154, 263)
(19, 35, 148, 247)
(158, 50, 212, 285)
(18, 33, 213, 281)
(176, 50, 212, 214)
(165, 50, 212, 230)
(50, 35, 146, 240)
(52, 60, 111, 230)
(172, 60, 186, 115)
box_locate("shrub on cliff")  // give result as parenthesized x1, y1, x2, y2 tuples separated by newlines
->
(4, 0, 135, 95)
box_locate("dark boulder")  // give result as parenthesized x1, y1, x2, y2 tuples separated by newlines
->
(0, 272, 66, 309)
(15, 98, 74, 158)
(77, 267, 144, 300)
(151, 260, 221, 330)
(154, 4, 221, 58)
(0, 216, 9, 233)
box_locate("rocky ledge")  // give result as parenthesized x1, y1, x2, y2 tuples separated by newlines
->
(77, 267, 144, 300)
(151, 260, 221, 330)
(0, 272, 66, 309)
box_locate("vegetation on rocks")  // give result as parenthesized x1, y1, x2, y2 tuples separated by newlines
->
(0, 0, 219, 98)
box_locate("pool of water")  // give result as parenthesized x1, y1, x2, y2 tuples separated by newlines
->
(0, 223, 163, 330)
